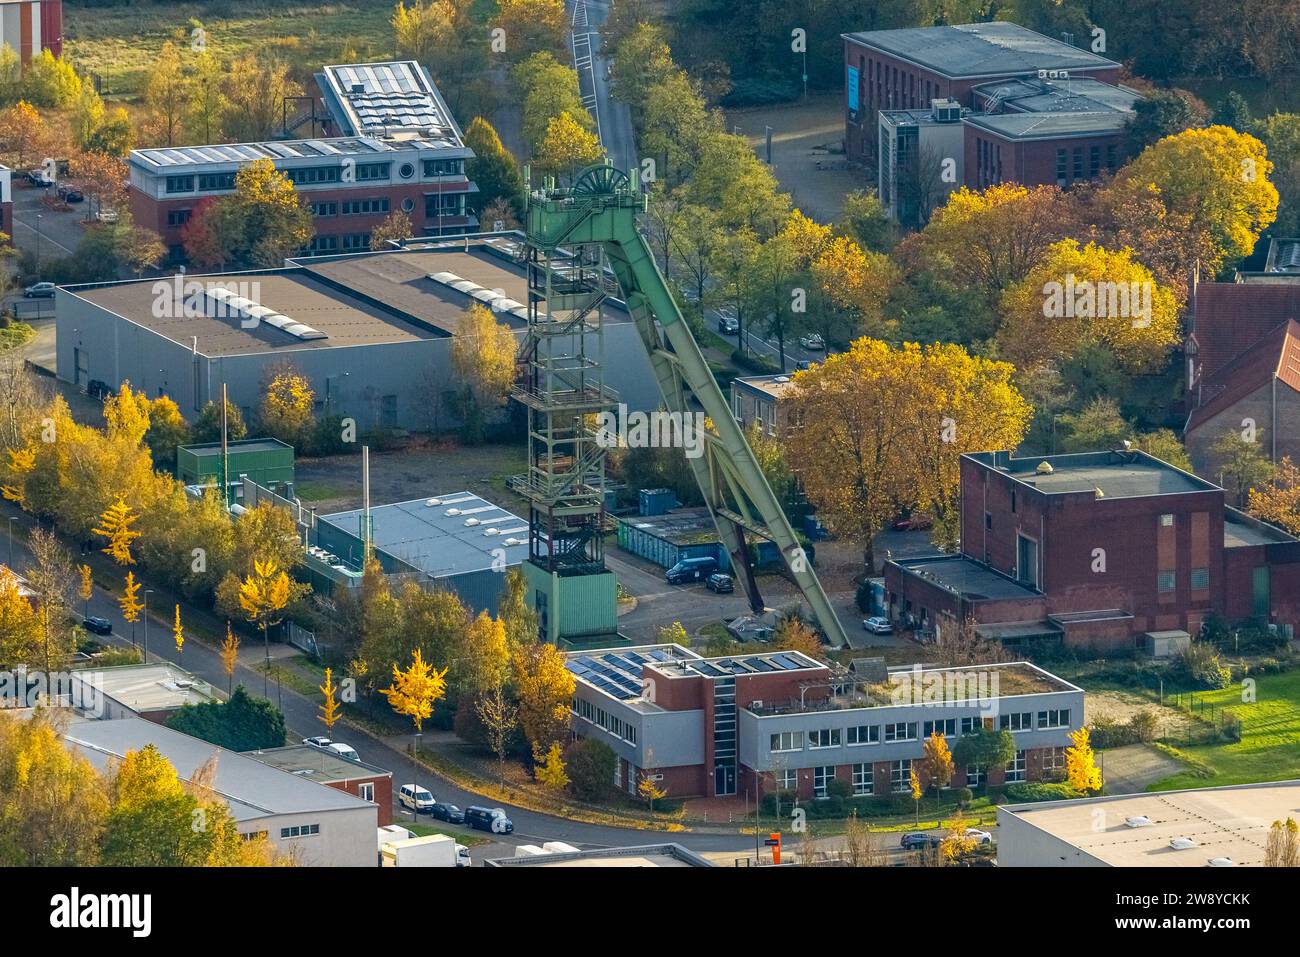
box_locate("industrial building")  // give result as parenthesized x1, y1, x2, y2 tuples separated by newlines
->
(69, 662, 220, 724)
(0, 0, 61, 63)
(312, 492, 529, 616)
(566, 643, 1083, 800)
(730, 373, 798, 436)
(54, 239, 661, 431)
(884, 449, 1300, 652)
(997, 780, 1300, 867)
(61, 716, 378, 866)
(846, 21, 1138, 220)
(245, 744, 394, 827)
(484, 843, 713, 867)
(128, 60, 477, 260)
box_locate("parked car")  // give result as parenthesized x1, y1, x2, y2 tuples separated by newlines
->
(900, 832, 942, 850)
(430, 802, 465, 824)
(716, 310, 739, 335)
(465, 806, 514, 834)
(326, 742, 360, 762)
(82, 616, 113, 636)
(26, 169, 53, 187)
(398, 784, 436, 814)
(61, 187, 84, 202)
(798, 333, 825, 350)
(964, 828, 994, 845)
(862, 616, 893, 635)
(706, 572, 734, 594)
(23, 282, 55, 298)
(302, 735, 332, 748)
(666, 555, 719, 585)
(795, 359, 812, 371)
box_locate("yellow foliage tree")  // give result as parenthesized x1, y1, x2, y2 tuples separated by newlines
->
(917, 731, 955, 810)
(513, 640, 575, 759)
(219, 622, 239, 694)
(998, 239, 1181, 373)
(119, 571, 143, 641)
(172, 604, 184, 655)
(78, 563, 93, 612)
(1115, 125, 1278, 272)
(1066, 726, 1103, 793)
(319, 666, 343, 732)
(534, 741, 569, 790)
(0, 566, 40, 668)
(784, 338, 1031, 565)
(1248, 456, 1300, 535)
(0, 443, 35, 506)
(259, 366, 316, 445)
(535, 110, 604, 180)
(381, 648, 449, 733)
(92, 497, 141, 565)
(450, 302, 517, 439)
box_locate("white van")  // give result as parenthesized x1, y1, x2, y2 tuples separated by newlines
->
(398, 784, 435, 814)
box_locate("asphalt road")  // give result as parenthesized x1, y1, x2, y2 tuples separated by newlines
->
(582, 0, 639, 176)
(0, 503, 762, 860)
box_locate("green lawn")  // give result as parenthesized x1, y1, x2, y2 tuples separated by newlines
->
(405, 822, 491, 847)
(1149, 670, 1300, 791)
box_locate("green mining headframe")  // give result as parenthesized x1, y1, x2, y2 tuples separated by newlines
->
(525, 163, 849, 648)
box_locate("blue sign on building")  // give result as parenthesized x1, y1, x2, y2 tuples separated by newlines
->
(847, 66, 859, 115)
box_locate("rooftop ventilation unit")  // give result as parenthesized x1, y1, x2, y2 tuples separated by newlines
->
(1207, 857, 1236, 867)
(1035, 461, 1054, 475)
(1124, 816, 1153, 828)
(1169, 837, 1197, 850)
(425, 498, 442, 507)
(428, 272, 530, 320)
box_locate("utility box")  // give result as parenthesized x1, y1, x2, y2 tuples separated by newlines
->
(639, 488, 678, 516)
(1144, 629, 1191, 660)
(176, 438, 295, 496)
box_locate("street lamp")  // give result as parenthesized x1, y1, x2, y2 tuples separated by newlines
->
(142, 589, 153, 663)
(7, 516, 17, 567)
(35, 213, 42, 273)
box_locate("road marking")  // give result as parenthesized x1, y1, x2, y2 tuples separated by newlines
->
(10, 215, 74, 255)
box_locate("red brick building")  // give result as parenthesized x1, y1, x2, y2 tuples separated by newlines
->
(844, 21, 1120, 170)
(1184, 273, 1300, 473)
(885, 450, 1300, 654)
(246, 745, 395, 826)
(128, 61, 477, 262)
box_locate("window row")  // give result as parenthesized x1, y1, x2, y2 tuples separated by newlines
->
(572, 696, 638, 744)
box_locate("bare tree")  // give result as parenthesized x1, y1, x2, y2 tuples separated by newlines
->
(476, 680, 519, 790)
(843, 810, 889, 866)
(25, 526, 76, 671)
(931, 615, 1013, 667)
(897, 142, 948, 228)
(1266, 818, 1300, 867)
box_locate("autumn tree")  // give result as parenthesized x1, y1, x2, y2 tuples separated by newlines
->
(1065, 726, 1102, 793)
(514, 640, 575, 760)
(236, 557, 295, 681)
(810, 234, 899, 344)
(458, 610, 510, 699)
(184, 49, 227, 144)
(141, 41, 187, 147)
(222, 56, 302, 143)
(187, 159, 314, 269)
(119, 571, 143, 644)
(1265, 818, 1300, 868)
(392, 0, 490, 117)
(784, 338, 1031, 567)
(369, 210, 414, 248)
(534, 741, 569, 790)
(477, 679, 519, 787)
(450, 302, 517, 442)
(1210, 427, 1274, 508)
(26, 526, 76, 670)
(258, 363, 316, 446)
(535, 111, 604, 181)
(0, 710, 107, 865)
(93, 497, 141, 565)
(143, 395, 189, 469)
(656, 620, 690, 648)
(463, 116, 525, 218)
(0, 565, 39, 668)
(318, 666, 343, 733)
(772, 616, 822, 659)
(1115, 125, 1278, 272)
(220, 622, 240, 694)
(998, 239, 1181, 373)
(1249, 456, 1300, 535)
(916, 731, 955, 810)
(0, 101, 58, 173)
(498, 567, 539, 648)
(192, 397, 248, 444)
(492, 0, 568, 63)
(515, 52, 591, 157)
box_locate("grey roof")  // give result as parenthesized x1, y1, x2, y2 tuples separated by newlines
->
(963, 110, 1131, 139)
(844, 21, 1118, 78)
(322, 492, 529, 578)
(63, 717, 374, 823)
(131, 134, 464, 172)
(967, 451, 1217, 498)
(65, 271, 438, 357)
(245, 744, 392, 781)
(972, 76, 1140, 114)
(181, 438, 294, 458)
(895, 555, 1041, 600)
(319, 61, 465, 144)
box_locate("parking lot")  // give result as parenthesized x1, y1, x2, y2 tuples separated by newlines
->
(9, 176, 91, 267)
